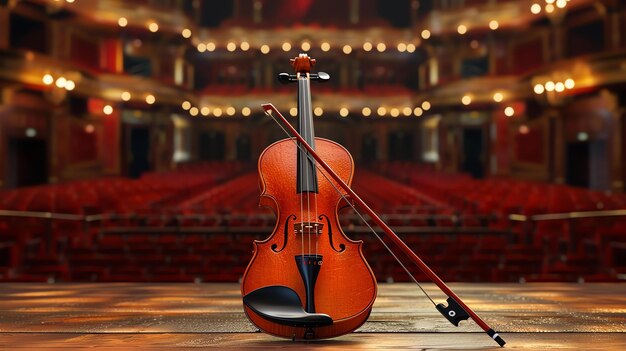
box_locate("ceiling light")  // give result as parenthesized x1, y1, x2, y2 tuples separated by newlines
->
(489, 20, 499, 30)
(182, 28, 192, 38)
(493, 92, 503, 102)
(321, 42, 330, 52)
(118, 17, 128, 27)
(362, 107, 371, 116)
(103, 105, 113, 115)
(182, 101, 191, 110)
(363, 42, 372, 51)
(421, 30, 431, 39)
(260, 45, 270, 54)
(145, 94, 155, 104)
(342, 45, 352, 54)
(282, 42, 291, 51)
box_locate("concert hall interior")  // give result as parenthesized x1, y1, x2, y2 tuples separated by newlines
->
(0, 0, 625, 350)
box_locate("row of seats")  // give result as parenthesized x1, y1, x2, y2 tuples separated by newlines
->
(1, 162, 624, 283)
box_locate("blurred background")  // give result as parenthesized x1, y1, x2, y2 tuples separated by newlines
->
(0, 0, 624, 284)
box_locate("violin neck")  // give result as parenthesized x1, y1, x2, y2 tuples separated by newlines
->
(296, 74, 319, 194)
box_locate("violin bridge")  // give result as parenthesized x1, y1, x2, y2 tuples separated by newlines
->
(294, 222, 324, 235)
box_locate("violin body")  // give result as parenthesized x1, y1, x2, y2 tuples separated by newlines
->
(241, 137, 377, 339)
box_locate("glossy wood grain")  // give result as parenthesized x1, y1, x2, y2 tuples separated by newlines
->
(0, 283, 625, 350)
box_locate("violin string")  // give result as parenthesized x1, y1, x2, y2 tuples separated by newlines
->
(304, 77, 311, 256)
(305, 75, 320, 258)
(298, 75, 305, 258)
(265, 109, 437, 307)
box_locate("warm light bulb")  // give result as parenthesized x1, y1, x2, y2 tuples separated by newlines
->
(414, 107, 423, 117)
(376, 43, 386, 52)
(402, 107, 412, 116)
(240, 41, 250, 51)
(377, 107, 387, 116)
(362, 107, 371, 116)
(397, 43, 407, 52)
(339, 108, 349, 117)
(421, 101, 431, 110)
(201, 107, 210, 116)
(226, 106, 236, 116)
(363, 42, 373, 51)
(145, 94, 155, 104)
(556, 0, 567, 8)
(103, 105, 113, 115)
(289, 107, 298, 117)
(406, 43, 416, 53)
(55, 77, 67, 88)
(226, 42, 237, 52)
(314, 107, 324, 116)
(534, 83, 545, 94)
(531, 4, 542, 14)
(189, 107, 199, 116)
(564, 78, 575, 89)
(260, 45, 270, 54)
(121, 91, 131, 101)
(342, 45, 352, 54)
(504, 106, 515, 117)
(390, 108, 400, 117)
(321, 42, 330, 52)
(148, 22, 159, 32)
(489, 20, 499, 30)
(182, 28, 192, 38)
(242, 107, 251, 116)
(206, 42, 216, 51)
(462, 95, 472, 105)
(555, 82, 565, 92)
(493, 92, 504, 102)
(213, 108, 222, 117)
(282, 42, 291, 51)
(118, 17, 128, 27)
(182, 101, 191, 110)
(545, 81, 555, 91)
(457, 24, 467, 34)
(64, 80, 75, 91)
(42, 74, 54, 85)
(421, 30, 431, 39)
(301, 42, 311, 51)
(197, 43, 206, 52)
(545, 4, 555, 13)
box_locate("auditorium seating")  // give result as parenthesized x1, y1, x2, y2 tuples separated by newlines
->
(0, 161, 624, 283)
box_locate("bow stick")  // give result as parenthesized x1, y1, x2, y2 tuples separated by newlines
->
(262, 103, 506, 347)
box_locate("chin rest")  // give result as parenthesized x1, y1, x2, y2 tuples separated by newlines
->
(243, 285, 333, 328)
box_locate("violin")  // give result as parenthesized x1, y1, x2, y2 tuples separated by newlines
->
(243, 54, 506, 347)
(241, 54, 377, 340)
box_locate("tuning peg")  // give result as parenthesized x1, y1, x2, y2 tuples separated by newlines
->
(278, 73, 297, 84)
(311, 72, 330, 82)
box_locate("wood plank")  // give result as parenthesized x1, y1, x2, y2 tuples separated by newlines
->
(0, 283, 625, 349)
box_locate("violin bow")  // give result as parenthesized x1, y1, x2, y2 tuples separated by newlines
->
(261, 103, 506, 347)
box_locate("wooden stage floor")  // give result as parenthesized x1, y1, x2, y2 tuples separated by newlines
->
(0, 283, 624, 350)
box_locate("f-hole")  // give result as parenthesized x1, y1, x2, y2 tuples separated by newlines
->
(272, 215, 296, 252)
